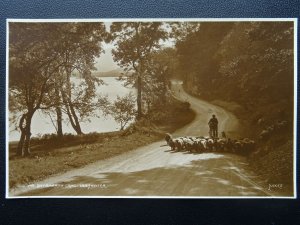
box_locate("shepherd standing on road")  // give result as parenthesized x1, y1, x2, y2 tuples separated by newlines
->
(208, 114, 218, 138)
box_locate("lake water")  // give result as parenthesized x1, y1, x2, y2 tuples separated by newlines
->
(9, 77, 135, 142)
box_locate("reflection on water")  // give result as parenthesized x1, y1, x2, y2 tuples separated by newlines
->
(9, 77, 135, 142)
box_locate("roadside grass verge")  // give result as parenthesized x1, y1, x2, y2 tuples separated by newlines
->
(9, 98, 196, 189)
(248, 133, 294, 196)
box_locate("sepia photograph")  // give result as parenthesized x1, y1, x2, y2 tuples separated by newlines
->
(6, 19, 297, 198)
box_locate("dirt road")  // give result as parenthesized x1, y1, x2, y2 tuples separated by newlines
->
(12, 80, 271, 197)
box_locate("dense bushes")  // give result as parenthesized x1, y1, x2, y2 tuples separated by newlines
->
(175, 22, 294, 189)
(126, 97, 195, 136)
(251, 139, 293, 186)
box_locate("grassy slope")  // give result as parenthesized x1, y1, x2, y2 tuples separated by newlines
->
(9, 99, 196, 189)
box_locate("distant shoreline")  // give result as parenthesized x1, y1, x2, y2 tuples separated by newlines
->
(9, 76, 133, 142)
(92, 68, 123, 78)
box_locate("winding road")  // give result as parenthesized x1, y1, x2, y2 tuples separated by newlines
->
(12, 80, 272, 197)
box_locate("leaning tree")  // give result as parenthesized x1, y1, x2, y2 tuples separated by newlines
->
(9, 22, 107, 156)
(9, 23, 62, 156)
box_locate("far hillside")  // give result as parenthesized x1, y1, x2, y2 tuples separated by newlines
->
(92, 68, 124, 77)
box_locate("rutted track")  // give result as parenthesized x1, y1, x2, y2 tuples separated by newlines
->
(11, 80, 271, 197)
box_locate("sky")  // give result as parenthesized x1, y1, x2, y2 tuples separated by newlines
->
(94, 22, 117, 72)
(94, 22, 175, 72)
(94, 46, 118, 72)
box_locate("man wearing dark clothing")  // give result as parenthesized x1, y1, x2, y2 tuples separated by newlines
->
(208, 114, 218, 138)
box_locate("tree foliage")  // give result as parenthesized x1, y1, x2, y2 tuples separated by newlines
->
(10, 23, 62, 156)
(175, 22, 234, 90)
(50, 23, 107, 135)
(104, 93, 136, 131)
(142, 48, 177, 113)
(110, 22, 168, 119)
(175, 21, 294, 131)
(9, 22, 107, 156)
(217, 22, 293, 102)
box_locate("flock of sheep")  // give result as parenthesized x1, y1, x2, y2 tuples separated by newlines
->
(165, 133, 256, 155)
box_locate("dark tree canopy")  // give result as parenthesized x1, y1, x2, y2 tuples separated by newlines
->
(174, 21, 294, 132)
(9, 22, 107, 156)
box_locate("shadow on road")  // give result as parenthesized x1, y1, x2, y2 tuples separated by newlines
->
(20, 154, 269, 197)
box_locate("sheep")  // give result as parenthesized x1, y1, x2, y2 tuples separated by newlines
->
(174, 138, 185, 151)
(165, 133, 176, 151)
(192, 139, 203, 152)
(165, 133, 172, 143)
(192, 138, 205, 153)
(165, 133, 184, 151)
(231, 140, 242, 153)
(200, 139, 208, 151)
(165, 133, 256, 155)
(215, 138, 226, 151)
(184, 138, 194, 152)
(168, 140, 176, 151)
(228, 138, 256, 155)
(177, 137, 188, 151)
(212, 139, 219, 151)
(206, 138, 214, 151)
(224, 138, 234, 152)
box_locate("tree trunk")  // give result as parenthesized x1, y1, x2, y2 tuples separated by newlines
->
(56, 106, 63, 138)
(23, 112, 33, 156)
(135, 24, 143, 120)
(64, 101, 83, 135)
(68, 100, 83, 134)
(62, 69, 83, 135)
(16, 114, 26, 156)
(55, 85, 63, 138)
(60, 81, 83, 135)
(137, 74, 142, 119)
(16, 131, 26, 156)
(120, 123, 124, 131)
